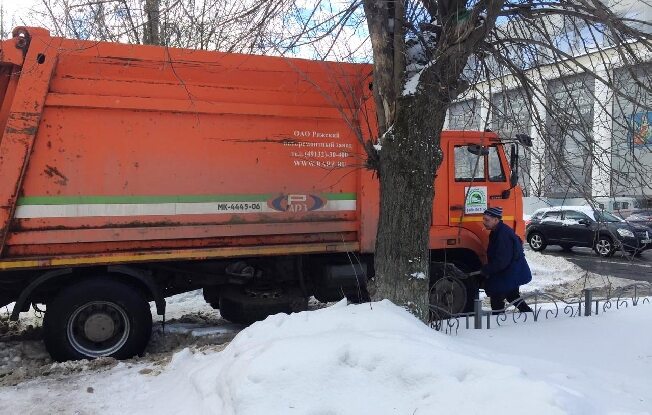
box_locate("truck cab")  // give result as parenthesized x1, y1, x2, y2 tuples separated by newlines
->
(440, 131, 525, 250)
(423, 131, 527, 315)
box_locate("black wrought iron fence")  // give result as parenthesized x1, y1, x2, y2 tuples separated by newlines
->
(429, 282, 652, 334)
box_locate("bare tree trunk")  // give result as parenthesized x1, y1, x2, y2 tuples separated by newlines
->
(374, 94, 446, 320)
(366, 1, 506, 321)
(143, 0, 161, 45)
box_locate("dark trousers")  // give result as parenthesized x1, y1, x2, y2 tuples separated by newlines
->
(490, 288, 533, 313)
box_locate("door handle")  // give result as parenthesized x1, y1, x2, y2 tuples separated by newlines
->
(450, 205, 463, 211)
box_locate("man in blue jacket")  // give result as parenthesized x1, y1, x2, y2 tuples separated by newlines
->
(481, 207, 533, 313)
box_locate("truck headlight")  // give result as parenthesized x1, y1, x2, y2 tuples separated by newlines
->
(617, 228, 635, 238)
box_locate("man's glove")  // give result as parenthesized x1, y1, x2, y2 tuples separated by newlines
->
(468, 270, 487, 289)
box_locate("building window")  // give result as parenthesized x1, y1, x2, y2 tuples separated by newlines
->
(491, 90, 532, 193)
(612, 64, 652, 197)
(448, 99, 482, 131)
(544, 74, 595, 198)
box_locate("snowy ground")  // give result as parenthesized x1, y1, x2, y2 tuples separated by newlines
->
(0, 252, 648, 414)
(523, 250, 633, 296)
(1, 299, 651, 414)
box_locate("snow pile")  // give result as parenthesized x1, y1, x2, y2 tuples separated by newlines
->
(523, 251, 632, 295)
(524, 250, 588, 291)
(181, 300, 567, 415)
(10, 300, 651, 414)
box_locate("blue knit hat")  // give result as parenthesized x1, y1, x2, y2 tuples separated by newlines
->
(484, 206, 503, 219)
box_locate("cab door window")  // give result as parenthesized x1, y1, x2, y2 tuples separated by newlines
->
(488, 146, 506, 182)
(454, 146, 485, 182)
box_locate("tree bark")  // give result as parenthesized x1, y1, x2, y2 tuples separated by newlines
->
(366, 1, 507, 321)
(373, 86, 447, 320)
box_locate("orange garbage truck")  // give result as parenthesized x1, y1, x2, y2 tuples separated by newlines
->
(0, 27, 528, 361)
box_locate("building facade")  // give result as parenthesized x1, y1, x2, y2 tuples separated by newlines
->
(445, 48, 652, 204)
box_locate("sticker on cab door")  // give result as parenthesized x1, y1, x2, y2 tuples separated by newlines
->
(464, 186, 487, 214)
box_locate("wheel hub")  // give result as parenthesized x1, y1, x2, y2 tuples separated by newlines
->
(597, 240, 611, 254)
(531, 235, 542, 248)
(67, 301, 130, 358)
(84, 313, 116, 342)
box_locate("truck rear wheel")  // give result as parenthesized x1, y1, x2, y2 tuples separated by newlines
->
(43, 278, 152, 362)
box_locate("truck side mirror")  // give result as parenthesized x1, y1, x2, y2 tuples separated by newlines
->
(467, 145, 489, 156)
(509, 144, 519, 187)
(510, 172, 518, 187)
(515, 133, 533, 147)
(578, 218, 590, 226)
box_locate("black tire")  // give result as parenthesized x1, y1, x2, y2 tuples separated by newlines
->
(219, 285, 299, 325)
(43, 278, 152, 362)
(429, 262, 478, 318)
(594, 235, 616, 257)
(345, 285, 371, 304)
(527, 232, 547, 251)
(560, 244, 573, 252)
(429, 276, 467, 318)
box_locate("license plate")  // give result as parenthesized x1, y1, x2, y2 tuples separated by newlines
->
(642, 239, 652, 244)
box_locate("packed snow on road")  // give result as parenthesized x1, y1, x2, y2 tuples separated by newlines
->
(1, 253, 650, 414)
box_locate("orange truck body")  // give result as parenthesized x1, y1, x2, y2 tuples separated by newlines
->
(0, 27, 522, 269)
(0, 27, 523, 359)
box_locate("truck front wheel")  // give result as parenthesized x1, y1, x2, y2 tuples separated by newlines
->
(43, 278, 152, 362)
(429, 262, 476, 318)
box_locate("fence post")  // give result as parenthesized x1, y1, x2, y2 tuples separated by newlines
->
(584, 289, 593, 317)
(474, 299, 482, 329)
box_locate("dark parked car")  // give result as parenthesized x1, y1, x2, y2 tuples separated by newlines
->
(526, 206, 652, 257)
(626, 210, 652, 231)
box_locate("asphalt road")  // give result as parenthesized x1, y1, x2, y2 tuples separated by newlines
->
(527, 246, 652, 283)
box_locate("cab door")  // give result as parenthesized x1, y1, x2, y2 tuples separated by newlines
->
(448, 142, 513, 230)
(487, 145, 514, 229)
(448, 143, 486, 232)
